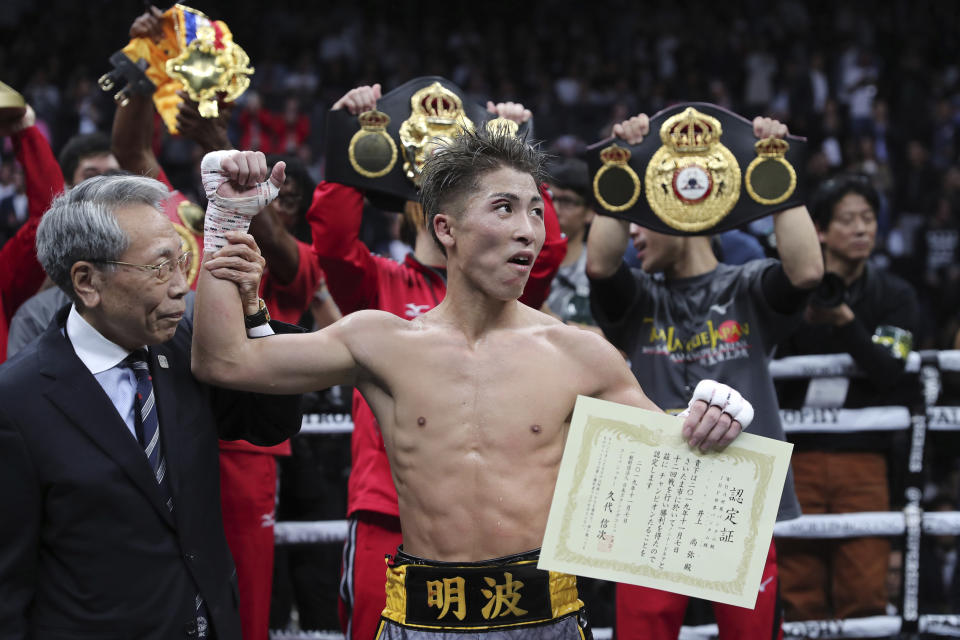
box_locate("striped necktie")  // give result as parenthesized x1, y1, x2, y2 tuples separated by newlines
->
(123, 350, 173, 512)
(123, 350, 209, 636)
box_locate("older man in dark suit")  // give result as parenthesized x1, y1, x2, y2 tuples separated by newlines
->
(0, 171, 301, 639)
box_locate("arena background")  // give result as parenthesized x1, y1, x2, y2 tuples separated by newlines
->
(5, 0, 960, 637)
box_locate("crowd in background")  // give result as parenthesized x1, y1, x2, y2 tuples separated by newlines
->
(5, 1, 960, 345)
(5, 0, 960, 633)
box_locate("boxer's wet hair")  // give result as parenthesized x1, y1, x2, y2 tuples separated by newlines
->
(420, 126, 546, 253)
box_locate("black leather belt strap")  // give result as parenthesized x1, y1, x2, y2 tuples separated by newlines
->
(325, 75, 534, 212)
(584, 102, 808, 235)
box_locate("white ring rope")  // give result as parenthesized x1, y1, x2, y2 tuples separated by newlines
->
(300, 414, 354, 434)
(938, 351, 960, 373)
(299, 406, 960, 435)
(681, 616, 903, 639)
(779, 406, 911, 432)
(274, 520, 349, 545)
(768, 349, 960, 379)
(769, 351, 925, 379)
(273, 511, 960, 546)
(267, 615, 960, 640)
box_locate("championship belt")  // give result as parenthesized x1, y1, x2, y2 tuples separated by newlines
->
(586, 103, 807, 235)
(325, 76, 534, 211)
(98, 4, 253, 134)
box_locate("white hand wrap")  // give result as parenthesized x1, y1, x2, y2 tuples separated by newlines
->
(201, 150, 279, 255)
(686, 379, 754, 430)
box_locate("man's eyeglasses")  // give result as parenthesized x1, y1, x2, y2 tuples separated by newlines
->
(95, 251, 192, 283)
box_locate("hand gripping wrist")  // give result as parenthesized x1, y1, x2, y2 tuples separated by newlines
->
(686, 379, 754, 430)
(201, 150, 279, 255)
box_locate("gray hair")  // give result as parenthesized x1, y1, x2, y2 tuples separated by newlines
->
(36, 174, 170, 303)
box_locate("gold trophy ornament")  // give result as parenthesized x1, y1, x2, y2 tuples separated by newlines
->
(486, 117, 520, 137)
(349, 110, 398, 179)
(176, 200, 206, 236)
(745, 137, 797, 205)
(593, 144, 642, 213)
(585, 102, 808, 235)
(398, 82, 475, 186)
(324, 76, 535, 210)
(99, 5, 253, 133)
(644, 107, 740, 233)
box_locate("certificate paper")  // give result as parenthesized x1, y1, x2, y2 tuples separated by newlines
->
(538, 396, 792, 609)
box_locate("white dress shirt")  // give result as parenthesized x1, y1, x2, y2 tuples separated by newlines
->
(65, 305, 140, 440)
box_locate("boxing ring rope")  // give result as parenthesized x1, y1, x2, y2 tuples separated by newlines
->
(272, 511, 960, 546)
(270, 351, 960, 640)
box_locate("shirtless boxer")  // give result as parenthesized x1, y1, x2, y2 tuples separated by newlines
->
(192, 128, 753, 639)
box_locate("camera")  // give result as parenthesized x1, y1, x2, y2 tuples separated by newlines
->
(810, 272, 847, 308)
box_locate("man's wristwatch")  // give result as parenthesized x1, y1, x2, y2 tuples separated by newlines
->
(244, 298, 271, 329)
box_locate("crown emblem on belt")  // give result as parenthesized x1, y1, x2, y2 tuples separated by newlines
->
(416, 82, 463, 122)
(600, 145, 631, 164)
(661, 107, 722, 153)
(754, 137, 790, 157)
(645, 107, 740, 231)
(745, 137, 796, 205)
(358, 110, 391, 130)
(349, 109, 398, 179)
(399, 82, 474, 186)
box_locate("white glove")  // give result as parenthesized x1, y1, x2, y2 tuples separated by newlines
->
(680, 379, 754, 430)
(201, 150, 279, 255)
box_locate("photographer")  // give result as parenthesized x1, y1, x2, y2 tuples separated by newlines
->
(775, 175, 921, 622)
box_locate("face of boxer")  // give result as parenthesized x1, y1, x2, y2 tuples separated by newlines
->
(440, 166, 544, 301)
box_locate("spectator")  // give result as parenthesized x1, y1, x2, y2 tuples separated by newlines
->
(57, 131, 119, 188)
(912, 195, 960, 346)
(776, 175, 922, 622)
(275, 97, 310, 155)
(237, 91, 278, 153)
(0, 101, 64, 363)
(896, 140, 940, 217)
(0, 161, 26, 243)
(920, 495, 960, 615)
(586, 113, 822, 640)
(544, 157, 596, 326)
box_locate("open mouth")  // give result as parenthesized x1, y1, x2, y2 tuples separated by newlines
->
(508, 255, 533, 266)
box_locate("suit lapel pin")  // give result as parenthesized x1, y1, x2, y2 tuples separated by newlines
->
(157, 355, 169, 369)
